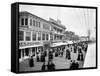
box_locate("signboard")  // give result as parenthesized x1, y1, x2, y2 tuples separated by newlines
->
(19, 41, 43, 47)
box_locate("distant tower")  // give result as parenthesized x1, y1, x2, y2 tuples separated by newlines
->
(88, 29, 91, 41)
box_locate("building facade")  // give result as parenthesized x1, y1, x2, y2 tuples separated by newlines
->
(79, 36, 88, 41)
(49, 18, 66, 43)
(64, 31, 79, 41)
(19, 11, 52, 61)
(19, 11, 66, 61)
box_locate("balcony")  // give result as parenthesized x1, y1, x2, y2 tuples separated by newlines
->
(53, 31, 64, 35)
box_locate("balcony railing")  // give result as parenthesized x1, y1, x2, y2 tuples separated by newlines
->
(53, 31, 64, 35)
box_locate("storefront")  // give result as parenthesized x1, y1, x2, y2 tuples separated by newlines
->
(50, 42, 67, 52)
(19, 41, 43, 62)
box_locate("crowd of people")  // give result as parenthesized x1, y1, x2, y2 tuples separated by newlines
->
(28, 41, 88, 71)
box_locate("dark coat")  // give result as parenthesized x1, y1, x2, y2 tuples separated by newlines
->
(80, 53, 84, 61)
(70, 62, 76, 69)
(41, 55, 45, 62)
(36, 55, 40, 62)
(47, 63, 55, 71)
(77, 54, 81, 61)
(29, 58, 34, 67)
(49, 54, 53, 60)
(42, 64, 47, 71)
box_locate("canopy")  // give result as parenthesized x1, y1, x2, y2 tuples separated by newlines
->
(67, 41, 73, 44)
(50, 42, 68, 47)
(19, 44, 43, 49)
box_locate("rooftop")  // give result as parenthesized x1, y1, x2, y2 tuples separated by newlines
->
(49, 18, 66, 29)
(19, 11, 66, 29)
(19, 11, 51, 24)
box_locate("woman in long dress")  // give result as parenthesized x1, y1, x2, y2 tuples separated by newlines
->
(77, 53, 81, 61)
(29, 56, 34, 67)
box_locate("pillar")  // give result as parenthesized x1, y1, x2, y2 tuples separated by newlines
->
(29, 48, 32, 56)
(35, 47, 37, 55)
(24, 31, 26, 41)
(36, 32, 38, 41)
(31, 31, 33, 41)
(21, 49, 24, 60)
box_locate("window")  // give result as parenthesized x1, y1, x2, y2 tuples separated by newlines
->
(43, 24, 45, 29)
(21, 18, 24, 25)
(43, 23, 50, 30)
(26, 32, 31, 41)
(19, 31, 24, 41)
(25, 18, 28, 25)
(60, 36, 62, 40)
(50, 34, 53, 40)
(38, 32, 41, 40)
(32, 32, 36, 41)
(54, 35, 56, 40)
(39, 22, 40, 28)
(42, 33, 45, 40)
(30, 19, 32, 26)
(36, 21, 38, 27)
(46, 34, 49, 40)
(33, 20, 35, 26)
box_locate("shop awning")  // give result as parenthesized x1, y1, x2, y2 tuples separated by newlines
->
(19, 44, 43, 49)
(67, 41, 74, 44)
(50, 42, 68, 47)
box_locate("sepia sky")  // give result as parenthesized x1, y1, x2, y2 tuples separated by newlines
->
(19, 5, 96, 38)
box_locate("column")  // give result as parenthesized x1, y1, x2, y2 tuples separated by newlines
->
(36, 32, 40, 41)
(41, 33, 42, 41)
(35, 47, 37, 53)
(31, 48, 33, 56)
(21, 49, 23, 60)
(28, 17, 30, 26)
(23, 31, 25, 41)
(37, 47, 39, 56)
(49, 33, 50, 41)
(35, 47, 37, 55)
(24, 17, 25, 26)
(31, 31, 33, 41)
(29, 48, 32, 56)
(36, 32, 38, 41)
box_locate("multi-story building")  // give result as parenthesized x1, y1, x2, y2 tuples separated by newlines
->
(49, 18, 66, 43)
(19, 11, 66, 61)
(79, 36, 88, 41)
(64, 31, 79, 41)
(19, 11, 52, 61)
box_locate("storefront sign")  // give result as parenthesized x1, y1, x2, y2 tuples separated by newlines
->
(19, 42, 42, 47)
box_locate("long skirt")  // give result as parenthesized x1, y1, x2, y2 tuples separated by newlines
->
(29, 58, 34, 67)
(37, 55, 40, 62)
(77, 54, 80, 61)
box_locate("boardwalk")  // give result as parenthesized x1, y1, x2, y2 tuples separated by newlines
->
(83, 43, 96, 68)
